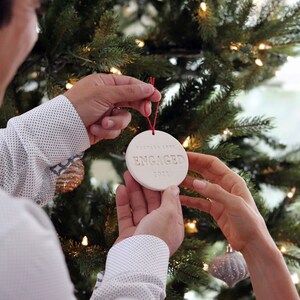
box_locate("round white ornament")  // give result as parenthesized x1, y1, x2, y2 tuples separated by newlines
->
(125, 130, 189, 191)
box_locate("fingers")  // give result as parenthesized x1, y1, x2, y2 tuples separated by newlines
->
(101, 108, 132, 130)
(186, 152, 257, 209)
(97, 74, 148, 86)
(89, 125, 121, 142)
(99, 84, 160, 107)
(192, 179, 240, 206)
(116, 185, 134, 234)
(187, 152, 233, 185)
(180, 195, 211, 213)
(124, 171, 148, 226)
(160, 186, 183, 220)
(88, 109, 131, 144)
(142, 188, 161, 213)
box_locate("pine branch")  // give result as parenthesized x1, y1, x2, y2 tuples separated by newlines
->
(228, 116, 274, 137)
(169, 239, 210, 286)
(60, 238, 107, 277)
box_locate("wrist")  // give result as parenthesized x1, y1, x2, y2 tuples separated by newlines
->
(241, 232, 285, 278)
(242, 232, 279, 261)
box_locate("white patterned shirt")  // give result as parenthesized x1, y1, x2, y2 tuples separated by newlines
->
(0, 95, 169, 299)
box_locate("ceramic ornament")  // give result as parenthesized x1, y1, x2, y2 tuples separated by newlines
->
(208, 245, 249, 287)
(125, 130, 189, 191)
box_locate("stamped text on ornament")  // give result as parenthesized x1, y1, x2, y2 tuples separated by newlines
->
(126, 130, 189, 191)
(132, 154, 185, 166)
(135, 144, 176, 150)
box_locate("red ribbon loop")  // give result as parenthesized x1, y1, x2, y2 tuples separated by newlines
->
(144, 77, 160, 135)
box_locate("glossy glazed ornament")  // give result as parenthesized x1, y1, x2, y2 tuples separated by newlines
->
(56, 159, 85, 193)
(209, 245, 249, 287)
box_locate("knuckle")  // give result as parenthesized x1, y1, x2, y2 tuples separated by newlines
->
(231, 181, 246, 196)
(125, 86, 137, 96)
(106, 130, 121, 140)
(211, 183, 222, 194)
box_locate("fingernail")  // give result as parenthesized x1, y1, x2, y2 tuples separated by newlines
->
(141, 84, 154, 94)
(169, 186, 180, 196)
(106, 119, 114, 128)
(145, 102, 152, 116)
(193, 180, 206, 190)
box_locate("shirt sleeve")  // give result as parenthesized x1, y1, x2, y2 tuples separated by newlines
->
(0, 190, 76, 300)
(0, 95, 90, 206)
(91, 235, 170, 300)
(0, 190, 170, 300)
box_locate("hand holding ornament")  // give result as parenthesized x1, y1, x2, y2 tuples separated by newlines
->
(115, 171, 184, 256)
(180, 152, 299, 300)
(64, 74, 161, 145)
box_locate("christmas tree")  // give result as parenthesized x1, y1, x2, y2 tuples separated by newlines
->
(1, 0, 300, 299)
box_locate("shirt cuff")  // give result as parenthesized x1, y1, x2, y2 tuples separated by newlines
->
(7, 95, 90, 166)
(103, 235, 170, 286)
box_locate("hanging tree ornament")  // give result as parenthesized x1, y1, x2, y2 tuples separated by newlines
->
(55, 159, 85, 193)
(125, 77, 188, 191)
(208, 244, 249, 287)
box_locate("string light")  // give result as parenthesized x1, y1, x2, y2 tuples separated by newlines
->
(66, 83, 74, 90)
(66, 79, 78, 90)
(222, 128, 233, 140)
(291, 273, 299, 285)
(287, 187, 296, 199)
(110, 67, 122, 75)
(135, 39, 145, 48)
(258, 43, 271, 50)
(83, 46, 92, 52)
(229, 42, 242, 51)
(185, 220, 198, 233)
(279, 245, 287, 253)
(182, 136, 191, 148)
(203, 263, 209, 271)
(255, 58, 264, 67)
(199, 2, 207, 11)
(82, 236, 89, 246)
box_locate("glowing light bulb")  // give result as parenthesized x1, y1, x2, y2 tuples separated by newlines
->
(287, 187, 296, 199)
(182, 136, 191, 148)
(230, 45, 238, 51)
(188, 222, 196, 229)
(203, 263, 209, 271)
(66, 83, 74, 90)
(291, 273, 299, 284)
(258, 43, 266, 50)
(82, 236, 88, 246)
(110, 67, 122, 75)
(255, 58, 263, 67)
(83, 46, 92, 52)
(200, 2, 207, 11)
(185, 220, 198, 233)
(280, 246, 287, 253)
(135, 39, 145, 48)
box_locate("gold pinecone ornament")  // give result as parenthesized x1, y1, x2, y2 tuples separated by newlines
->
(208, 245, 249, 287)
(56, 159, 85, 193)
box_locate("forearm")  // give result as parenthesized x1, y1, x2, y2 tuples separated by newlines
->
(91, 235, 169, 299)
(242, 236, 299, 300)
(0, 95, 89, 205)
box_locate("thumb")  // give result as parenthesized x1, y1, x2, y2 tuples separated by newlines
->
(102, 84, 155, 105)
(160, 186, 182, 216)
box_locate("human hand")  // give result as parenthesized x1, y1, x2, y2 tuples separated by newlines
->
(115, 171, 184, 256)
(64, 74, 161, 145)
(180, 152, 273, 254)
